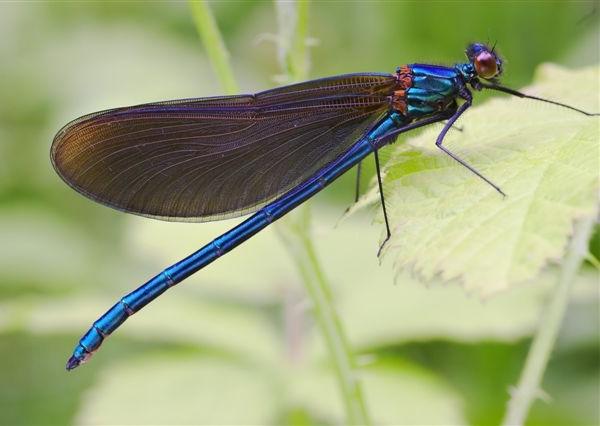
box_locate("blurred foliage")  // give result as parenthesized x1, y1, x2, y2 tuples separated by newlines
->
(0, 1, 598, 425)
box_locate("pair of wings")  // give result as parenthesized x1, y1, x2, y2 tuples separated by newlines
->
(51, 73, 397, 222)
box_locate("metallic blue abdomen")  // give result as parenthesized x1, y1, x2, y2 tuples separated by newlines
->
(406, 64, 460, 117)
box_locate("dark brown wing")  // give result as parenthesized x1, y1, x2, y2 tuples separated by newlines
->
(51, 73, 396, 222)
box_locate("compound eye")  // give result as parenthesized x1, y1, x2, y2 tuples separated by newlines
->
(474, 51, 498, 79)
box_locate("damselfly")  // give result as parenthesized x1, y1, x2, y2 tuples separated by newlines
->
(52, 43, 598, 370)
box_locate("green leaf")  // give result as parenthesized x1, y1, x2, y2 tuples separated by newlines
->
(355, 64, 599, 296)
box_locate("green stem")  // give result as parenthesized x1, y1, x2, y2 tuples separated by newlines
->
(275, 0, 310, 82)
(188, 0, 239, 94)
(274, 1, 370, 425)
(276, 209, 370, 425)
(585, 251, 600, 270)
(501, 216, 596, 426)
(188, 2, 369, 422)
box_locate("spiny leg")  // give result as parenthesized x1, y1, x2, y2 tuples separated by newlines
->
(354, 161, 362, 203)
(342, 161, 362, 216)
(374, 149, 392, 257)
(436, 100, 506, 197)
(369, 113, 456, 255)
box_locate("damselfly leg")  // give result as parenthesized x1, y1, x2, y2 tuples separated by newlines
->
(435, 97, 506, 197)
(374, 149, 392, 257)
(354, 161, 362, 203)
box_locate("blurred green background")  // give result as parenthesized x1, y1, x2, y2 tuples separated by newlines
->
(0, 1, 598, 425)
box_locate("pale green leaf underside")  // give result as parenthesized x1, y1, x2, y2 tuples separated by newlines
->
(355, 64, 599, 296)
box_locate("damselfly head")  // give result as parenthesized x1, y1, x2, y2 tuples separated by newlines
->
(466, 43, 503, 80)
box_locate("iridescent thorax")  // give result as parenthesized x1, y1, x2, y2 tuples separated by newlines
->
(405, 64, 461, 117)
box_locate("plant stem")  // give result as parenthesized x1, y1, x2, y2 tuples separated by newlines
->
(274, 1, 370, 425)
(276, 209, 370, 425)
(189, 2, 369, 422)
(501, 215, 596, 426)
(275, 0, 310, 82)
(584, 251, 600, 270)
(188, 0, 239, 94)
